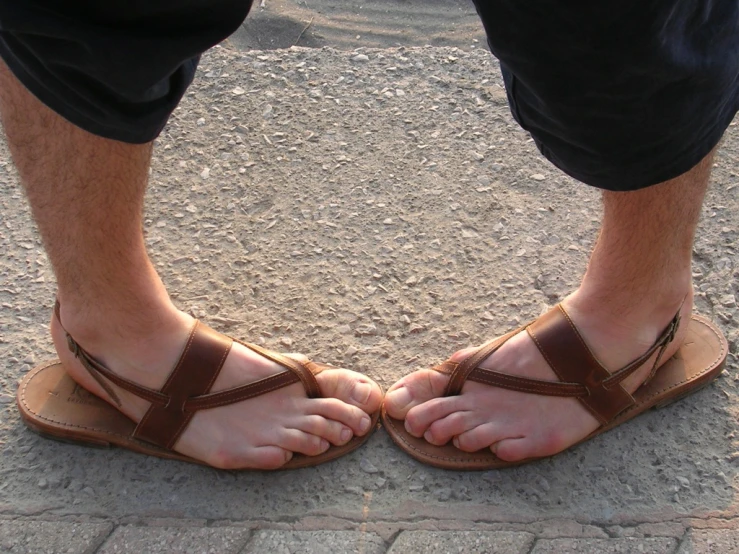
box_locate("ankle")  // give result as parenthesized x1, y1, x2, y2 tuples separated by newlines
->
(573, 267, 691, 319)
(56, 290, 186, 348)
(563, 282, 693, 341)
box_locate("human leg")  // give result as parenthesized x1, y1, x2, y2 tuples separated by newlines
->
(2, 2, 381, 469)
(384, 152, 710, 462)
(384, 0, 736, 463)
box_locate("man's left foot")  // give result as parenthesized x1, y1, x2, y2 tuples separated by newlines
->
(383, 288, 692, 462)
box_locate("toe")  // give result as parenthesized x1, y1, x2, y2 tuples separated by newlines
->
(493, 427, 572, 461)
(449, 346, 478, 363)
(491, 437, 535, 462)
(208, 444, 293, 470)
(404, 396, 463, 438)
(316, 368, 383, 415)
(310, 397, 373, 436)
(279, 429, 331, 457)
(423, 410, 477, 446)
(296, 415, 353, 446)
(384, 369, 449, 419)
(454, 423, 511, 453)
(249, 446, 294, 470)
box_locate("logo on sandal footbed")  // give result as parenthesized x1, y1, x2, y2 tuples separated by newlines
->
(66, 383, 98, 406)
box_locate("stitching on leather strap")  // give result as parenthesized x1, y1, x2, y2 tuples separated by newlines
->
(469, 368, 586, 397)
(184, 371, 300, 411)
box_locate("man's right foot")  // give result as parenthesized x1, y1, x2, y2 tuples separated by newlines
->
(50, 300, 383, 470)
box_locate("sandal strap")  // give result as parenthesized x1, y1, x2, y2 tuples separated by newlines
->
(440, 304, 682, 426)
(54, 300, 324, 449)
(54, 301, 168, 408)
(134, 321, 233, 448)
(443, 327, 522, 396)
(526, 305, 635, 424)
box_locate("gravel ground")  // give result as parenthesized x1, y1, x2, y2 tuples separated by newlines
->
(0, 44, 738, 538)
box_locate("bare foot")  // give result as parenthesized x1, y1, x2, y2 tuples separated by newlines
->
(383, 289, 693, 463)
(52, 302, 382, 470)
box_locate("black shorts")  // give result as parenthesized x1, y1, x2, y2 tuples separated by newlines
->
(1, 1, 738, 191)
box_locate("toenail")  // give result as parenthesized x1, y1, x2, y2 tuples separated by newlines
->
(388, 387, 412, 410)
(490, 442, 499, 455)
(424, 430, 434, 443)
(340, 427, 352, 442)
(320, 439, 330, 451)
(352, 383, 372, 404)
(453, 437, 460, 449)
(359, 416, 371, 433)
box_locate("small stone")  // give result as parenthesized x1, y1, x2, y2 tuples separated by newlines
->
(481, 312, 495, 321)
(0, 394, 13, 404)
(280, 337, 293, 347)
(262, 104, 274, 118)
(344, 346, 359, 357)
(720, 294, 736, 307)
(23, 355, 35, 364)
(232, 87, 246, 95)
(409, 484, 424, 492)
(383, 218, 393, 225)
(352, 54, 370, 62)
(531, 173, 546, 181)
(435, 487, 452, 501)
(360, 458, 379, 474)
(68, 479, 84, 493)
(37, 479, 48, 489)
(185, 205, 197, 213)
(676, 476, 691, 488)
(196, 117, 206, 126)
(200, 167, 211, 179)
(355, 324, 377, 336)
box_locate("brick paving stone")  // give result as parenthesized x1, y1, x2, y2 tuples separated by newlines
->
(532, 537, 678, 553)
(0, 519, 111, 554)
(676, 529, 739, 553)
(388, 531, 534, 554)
(244, 530, 385, 554)
(96, 525, 249, 554)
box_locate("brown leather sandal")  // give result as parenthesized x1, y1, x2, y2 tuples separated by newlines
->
(17, 302, 382, 470)
(381, 305, 727, 470)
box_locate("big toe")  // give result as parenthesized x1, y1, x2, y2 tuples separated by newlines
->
(384, 369, 449, 419)
(315, 366, 383, 415)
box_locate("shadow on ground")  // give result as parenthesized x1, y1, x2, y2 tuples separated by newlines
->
(230, 0, 488, 51)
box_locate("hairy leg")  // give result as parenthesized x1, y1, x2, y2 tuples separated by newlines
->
(385, 152, 712, 461)
(0, 60, 382, 469)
